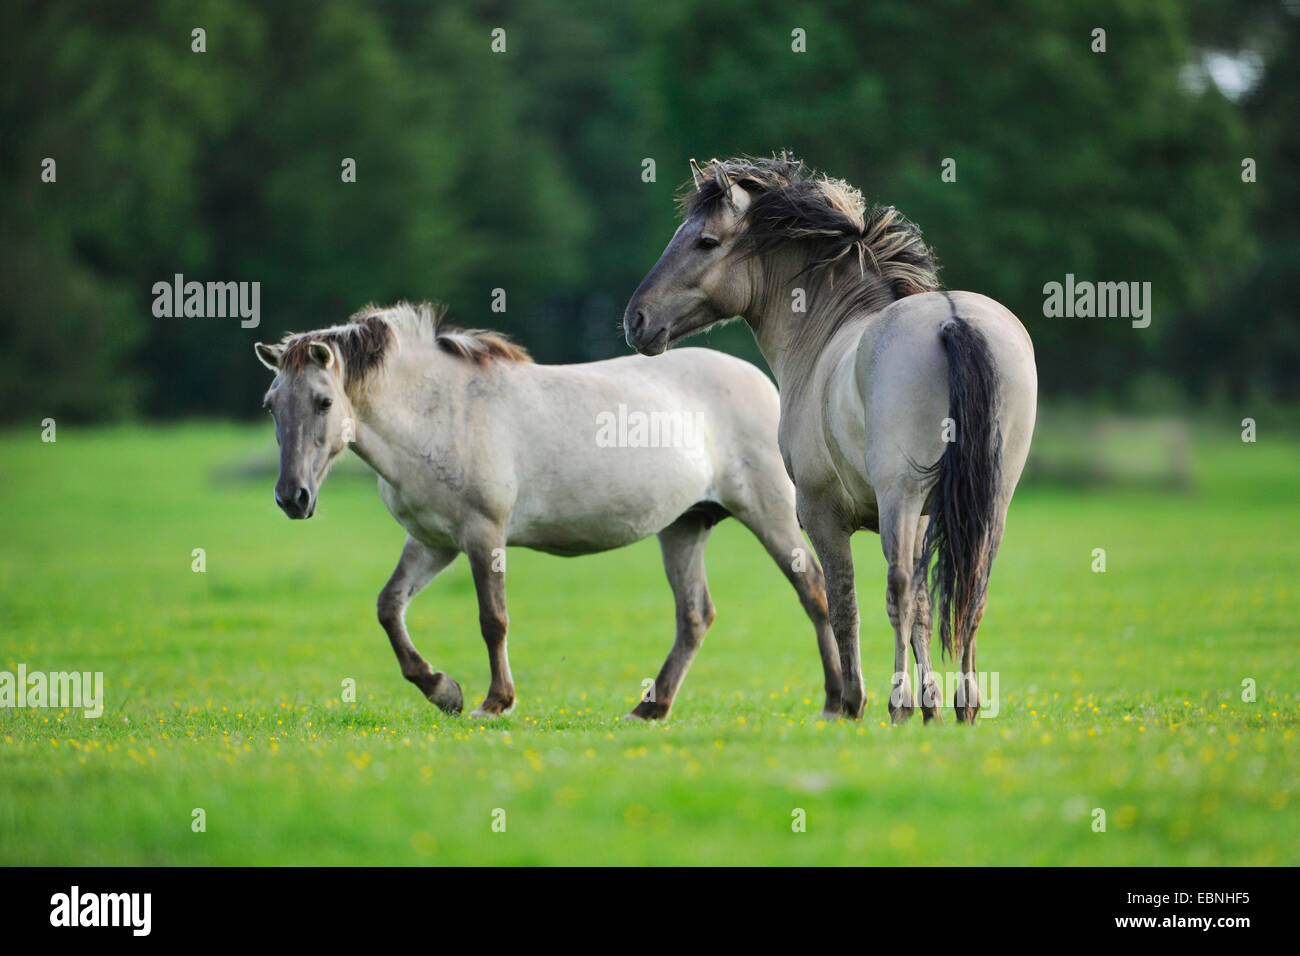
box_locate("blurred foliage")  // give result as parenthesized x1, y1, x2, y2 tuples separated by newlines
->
(0, 0, 1294, 421)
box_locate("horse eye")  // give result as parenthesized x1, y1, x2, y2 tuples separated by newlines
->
(318, 397, 333, 411)
(696, 236, 721, 250)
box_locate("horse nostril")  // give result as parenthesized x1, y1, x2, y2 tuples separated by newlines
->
(633, 310, 648, 336)
(294, 487, 310, 510)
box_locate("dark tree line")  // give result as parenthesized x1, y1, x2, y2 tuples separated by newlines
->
(1, 0, 1294, 422)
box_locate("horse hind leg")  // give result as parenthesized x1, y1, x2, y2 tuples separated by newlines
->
(953, 516, 1005, 724)
(953, 597, 985, 723)
(465, 523, 517, 718)
(880, 494, 928, 724)
(627, 513, 716, 721)
(910, 514, 942, 723)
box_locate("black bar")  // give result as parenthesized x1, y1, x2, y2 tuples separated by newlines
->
(0, 866, 1278, 943)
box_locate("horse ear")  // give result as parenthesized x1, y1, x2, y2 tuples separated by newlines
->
(689, 158, 706, 191)
(308, 341, 335, 370)
(727, 180, 751, 215)
(703, 158, 741, 212)
(254, 342, 283, 370)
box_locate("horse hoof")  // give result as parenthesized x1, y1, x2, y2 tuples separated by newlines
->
(627, 699, 669, 721)
(470, 700, 515, 720)
(840, 693, 865, 720)
(889, 704, 915, 725)
(426, 673, 463, 715)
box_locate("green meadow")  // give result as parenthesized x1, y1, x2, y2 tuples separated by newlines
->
(1, 422, 1297, 865)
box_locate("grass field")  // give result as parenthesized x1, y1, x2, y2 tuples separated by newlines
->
(1, 421, 1297, 865)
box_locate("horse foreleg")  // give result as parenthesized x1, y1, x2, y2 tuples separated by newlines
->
(627, 514, 716, 721)
(465, 527, 515, 718)
(802, 506, 864, 719)
(731, 499, 842, 718)
(377, 536, 462, 714)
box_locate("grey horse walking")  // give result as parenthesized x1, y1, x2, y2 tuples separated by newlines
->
(255, 301, 841, 719)
(624, 156, 1038, 724)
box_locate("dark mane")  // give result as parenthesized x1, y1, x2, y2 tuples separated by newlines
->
(279, 301, 531, 391)
(680, 153, 941, 300)
(281, 313, 394, 380)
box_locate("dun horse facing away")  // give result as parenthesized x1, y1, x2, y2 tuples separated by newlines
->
(624, 155, 1038, 724)
(255, 302, 842, 719)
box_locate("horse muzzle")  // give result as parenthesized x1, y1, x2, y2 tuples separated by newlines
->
(274, 481, 316, 519)
(624, 308, 670, 356)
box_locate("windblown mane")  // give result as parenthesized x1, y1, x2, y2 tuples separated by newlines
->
(279, 301, 531, 389)
(680, 153, 941, 301)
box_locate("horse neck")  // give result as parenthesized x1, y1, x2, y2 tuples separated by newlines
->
(744, 246, 897, 397)
(347, 342, 466, 488)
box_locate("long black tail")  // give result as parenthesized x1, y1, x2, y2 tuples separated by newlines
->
(915, 306, 1003, 660)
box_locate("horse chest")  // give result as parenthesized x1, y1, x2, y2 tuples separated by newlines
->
(377, 479, 458, 549)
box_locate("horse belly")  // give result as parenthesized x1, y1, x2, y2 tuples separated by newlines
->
(507, 446, 714, 555)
